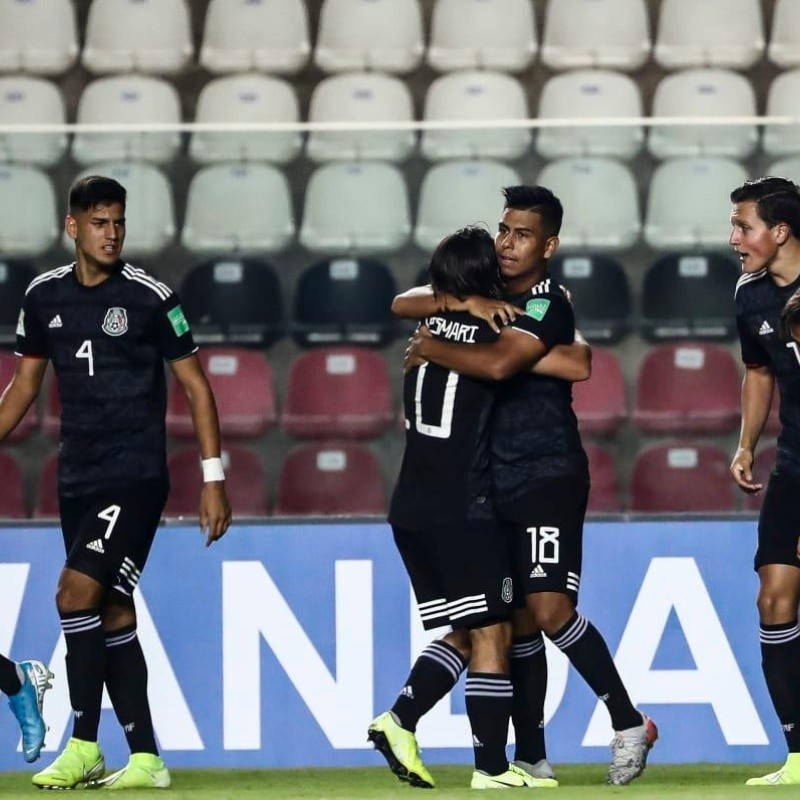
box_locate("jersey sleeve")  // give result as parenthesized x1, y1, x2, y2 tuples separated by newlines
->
(14, 289, 48, 358)
(736, 313, 769, 367)
(508, 293, 574, 349)
(155, 292, 198, 362)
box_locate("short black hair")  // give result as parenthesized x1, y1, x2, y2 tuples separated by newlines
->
(68, 176, 126, 214)
(502, 185, 563, 237)
(781, 289, 800, 341)
(428, 225, 502, 301)
(730, 177, 800, 238)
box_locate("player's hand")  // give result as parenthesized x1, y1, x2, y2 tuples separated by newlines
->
(199, 482, 232, 546)
(730, 447, 763, 493)
(464, 296, 524, 333)
(404, 325, 431, 372)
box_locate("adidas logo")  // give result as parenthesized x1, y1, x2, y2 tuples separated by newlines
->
(400, 685, 414, 700)
(86, 538, 105, 554)
(48, 314, 63, 329)
(529, 564, 547, 579)
(759, 320, 774, 336)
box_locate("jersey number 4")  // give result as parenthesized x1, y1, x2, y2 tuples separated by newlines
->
(413, 364, 459, 439)
(76, 339, 94, 376)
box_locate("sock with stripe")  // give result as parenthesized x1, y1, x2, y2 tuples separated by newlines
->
(105, 625, 159, 755)
(550, 612, 641, 731)
(0, 653, 22, 696)
(509, 634, 548, 764)
(61, 610, 106, 742)
(391, 640, 467, 732)
(465, 672, 513, 775)
(760, 620, 800, 751)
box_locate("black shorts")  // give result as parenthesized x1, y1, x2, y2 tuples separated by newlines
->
(58, 479, 169, 596)
(392, 520, 514, 631)
(500, 474, 589, 602)
(756, 467, 800, 571)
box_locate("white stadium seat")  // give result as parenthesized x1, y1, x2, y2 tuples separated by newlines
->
(182, 164, 295, 255)
(315, 0, 424, 74)
(306, 72, 415, 163)
(769, 0, 800, 68)
(537, 158, 640, 251)
(654, 0, 764, 70)
(82, 0, 193, 75)
(190, 74, 301, 165)
(0, 0, 78, 75)
(535, 70, 643, 161)
(421, 70, 530, 161)
(764, 71, 800, 157)
(0, 165, 57, 256)
(414, 160, 520, 252)
(645, 158, 748, 250)
(300, 162, 411, 254)
(767, 158, 800, 187)
(200, 0, 310, 75)
(648, 69, 758, 160)
(0, 77, 67, 167)
(72, 76, 181, 166)
(427, 0, 537, 73)
(541, 0, 651, 71)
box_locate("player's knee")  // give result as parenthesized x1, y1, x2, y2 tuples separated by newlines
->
(527, 594, 574, 635)
(468, 621, 511, 672)
(56, 568, 103, 614)
(101, 596, 136, 631)
(757, 590, 797, 624)
(441, 628, 472, 661)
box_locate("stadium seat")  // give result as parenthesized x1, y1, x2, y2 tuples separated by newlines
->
(0, 259, 35, 346)
(421, 70, 531, 161)
(0, 165, 57, 256)
(68, 162, 175, 256)
(72, 76, 181, 166)
(0, 451, 25, 518)
(306, 72, 416, 163)
(179, 259, 285, 348)
(630, 443, 736, 513)
(32, 451, 59, 519)
(764, 72, 800, 157)
(292, 258, 397, 347)
(572, 348, 627, 437)
(584, 444, 622, 514)
(549, 254, 632, 344)
(314, 0, 424, 74)
(182, 164, 295, 255)
(644, 158, 748, 250)
(640, 252, 740, 341)
(427, 0, 537, 73)
(541, 0, 651, 71)
(654, 0, 764, 70)
(0, 0, 78, 75)
(535, 70, 643, 161)
(165, 445, 269, 517)
(300, 162, 410, 254)
(281, 347, 395, 439)
(200, 0, 310, 74)
(633, 342, 740, 434)
(648, 69, 758, 160)
(190, 74, 301, 165)
(0, 349, 39, 441)
(82, 0, 193, 75)
(744, 444, 777, 512)
(167, 347, 276, 438)
(414, 160, 520, 251)
(0, 76, 66, 166)
(537, 158, 640, 251)
(768, 0, 800, 68)
(274, 443, 386, 516)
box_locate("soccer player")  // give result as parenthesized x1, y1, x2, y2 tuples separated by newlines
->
(0, 654, 52, 762)
(401, 186, 657, 786)
(729, 176, 800, 786)
(0, 176, 232, 789)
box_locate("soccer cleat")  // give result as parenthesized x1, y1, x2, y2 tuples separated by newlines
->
(367, 711, 435, 788)
(746, 754, 800, 786)
(471, 764, 558, 789)
(91, 752, 171, 790)
(605, 713, 658, 786)
(8, 660, 53, 763)
(513, 758, 557, 781)
(32, 737, 105, 790)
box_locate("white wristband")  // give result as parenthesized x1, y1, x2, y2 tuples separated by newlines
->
(201, 457, 225, 483)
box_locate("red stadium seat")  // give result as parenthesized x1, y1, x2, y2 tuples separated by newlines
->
(0, 350, 39, 441)
(274, 443, 386, 516)
(633, 342, 740, 434)
(630, 443, 736, 513)
(585, 443, 622, 513)
(573, 348, 626, 437)
(165, 445, 269, 517)
(0, 451, 27, 518)
(32, 451, 59, 519)
(167, 347, 276, 438)
(744, 444, 777, 512)
(281, 347, 394, 439)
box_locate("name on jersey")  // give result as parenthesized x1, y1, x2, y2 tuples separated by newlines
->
(426, 316, 479, 344)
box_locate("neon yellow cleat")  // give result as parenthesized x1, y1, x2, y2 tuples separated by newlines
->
(92, 752, 171, 789)
(32, 737, 104, 789)
(746, 755, 800, 786)
(507, 762, 559, 787)
(471, 763, 560, 789)
(367, 711, 435, 788)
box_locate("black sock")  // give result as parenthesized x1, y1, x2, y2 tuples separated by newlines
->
(760, 620, 800, 752)
(391, 640, 467, 732)
(0, 653, 21, 696)
(61, 610, 106, 742)
(509, 634, 547, 764)
(550, 612, 641, 731)
(465, 672, 512, 775)
(105, 625, 158, 755)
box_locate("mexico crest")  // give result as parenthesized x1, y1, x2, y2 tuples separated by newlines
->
(102, 307, 128, 337)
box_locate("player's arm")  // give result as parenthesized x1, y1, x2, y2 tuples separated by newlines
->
(730, 363, 774, 493)
(169, 354, 232, 545)
(532, 329, 592, 382)
(0, 357, 47, 441)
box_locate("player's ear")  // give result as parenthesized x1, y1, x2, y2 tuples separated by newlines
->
(64, 214, 77, 241)
(773, 221, 791, 246)
(544, 235, 560, 260)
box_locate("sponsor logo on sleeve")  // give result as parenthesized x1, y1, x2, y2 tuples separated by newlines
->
(525, 298, 550, 321)
(15, 309, 25, 337)
(168, 305, 190, 337)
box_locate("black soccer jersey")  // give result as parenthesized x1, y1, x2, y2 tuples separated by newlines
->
(15, 262, 197, 496)
(389, 311, 499, 530)
(735, 268, 800, 471)
(490, 276, 587, 508)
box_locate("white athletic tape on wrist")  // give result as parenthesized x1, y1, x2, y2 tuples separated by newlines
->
(201, 457, 225, 483)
